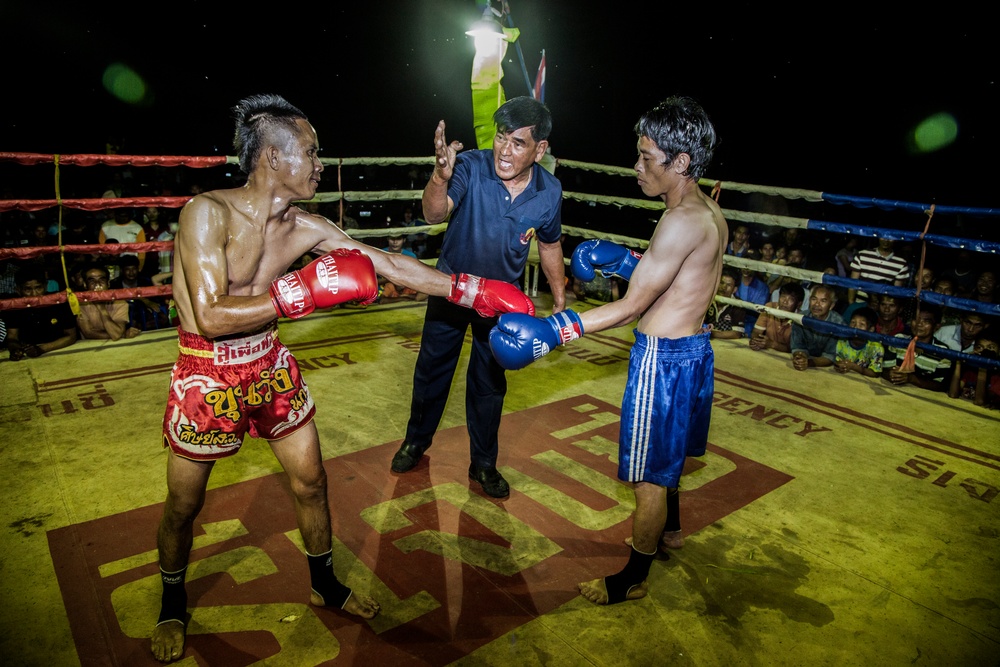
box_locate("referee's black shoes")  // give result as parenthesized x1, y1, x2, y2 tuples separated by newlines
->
(468, 464, 510, 498)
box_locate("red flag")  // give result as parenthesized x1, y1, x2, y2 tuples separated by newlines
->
(533, 50, 546, 103)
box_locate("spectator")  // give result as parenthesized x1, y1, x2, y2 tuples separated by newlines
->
(948, 329, 1000, 408)
(0, 259, 18, 297)
(400, 206, 428, 259)
(882, 305, 951, 392)
(726, 224, 754, 258)
(834, 307, 884, 378)
(780, 228, 806, 255)
(929, 278, 960, 325)
(99, 207, 147, 272)
(791, 284, 844, 370)
(749, 282, 805, 354)
(847, 238, 911, 311)
(758, 240, 785, 288)
(101, 237, 122, 283)
(938, 250, 977, 297)
(768, 246, 806, 294)
(141, 206, 174, 279)
(61, 211, 100, 246)
(76, 264, 137, 340)
(915, 266, 935, 292)
(873, 294, 910, 337)
(4, 267, 77, 360)
(378, 235, 426, 302)
(972, 270, 997, 304)
(110, 255, 168, 330)
(934, 312, 990, 354)
(931, 277, 956, 297)
(835, 237, 859, 278)
(735, 267, 770, 335)
(705, 270, 745, 339)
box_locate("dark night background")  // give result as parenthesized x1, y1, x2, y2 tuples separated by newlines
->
(1, 2, 997, 213)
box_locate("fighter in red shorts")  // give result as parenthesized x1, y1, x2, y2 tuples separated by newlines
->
(151, 94, 534, 663)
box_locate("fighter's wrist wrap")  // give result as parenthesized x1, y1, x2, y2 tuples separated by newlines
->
(449, 273, 482, 308)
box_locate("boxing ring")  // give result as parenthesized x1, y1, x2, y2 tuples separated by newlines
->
(1, 152, 998, 665)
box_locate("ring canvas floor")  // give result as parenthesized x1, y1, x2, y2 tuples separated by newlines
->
(1, 294, 996, 666)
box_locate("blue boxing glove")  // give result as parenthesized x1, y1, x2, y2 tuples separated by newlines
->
(572, 239, 642, 281)
(490, 310, 585, 370)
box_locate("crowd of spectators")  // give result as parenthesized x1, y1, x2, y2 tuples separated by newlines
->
(1, 172, 996, 411)
(708, 223, 999, 408)
(0, 175, 443, 358)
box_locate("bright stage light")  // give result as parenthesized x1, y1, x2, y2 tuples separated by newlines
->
(466, 5, 507, 52)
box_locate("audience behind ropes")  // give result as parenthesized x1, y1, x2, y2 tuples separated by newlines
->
(712, 221, 997, 405)
(3, 172, 996, 409)
(3, 267, 77, 361)
(949, 328, 1000, 408)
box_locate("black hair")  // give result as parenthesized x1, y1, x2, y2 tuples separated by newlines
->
(231, 94, 308, 175)
(119, 255, 140, 268)
(634, 96, 717, 180)
(493, 96, 552, 142)
(778, 281, 805, 304)
(83, 263, 110, 279)
(914, 303, 942, 323)
(15, 266, 47, 287)
(852, 307, 878, 329)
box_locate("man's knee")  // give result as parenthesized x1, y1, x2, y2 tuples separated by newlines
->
(161, 490, 206, 527)
(288, 467, 328, 503)
(633, 481, 668, 505)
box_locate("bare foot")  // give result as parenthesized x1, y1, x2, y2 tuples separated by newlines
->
(151, 620, 185, 663)
(577, 577, 648, 605)
(310, 590, 381, 619)
(660, 530, 684, 549)
(625, 530, 684, 554)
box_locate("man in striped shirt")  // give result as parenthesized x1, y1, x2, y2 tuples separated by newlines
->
(847, 238, 911, 306)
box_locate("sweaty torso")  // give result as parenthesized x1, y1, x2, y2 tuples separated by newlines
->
(171, 188, 325, 335)
(637, 188, 728, 339)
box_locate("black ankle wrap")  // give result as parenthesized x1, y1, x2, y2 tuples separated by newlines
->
(157, 566, 188, 626)
(602, 546, 655, 604)
(307, 550, 352, 608)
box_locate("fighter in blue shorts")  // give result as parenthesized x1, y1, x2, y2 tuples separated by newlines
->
(619, 330, 713, 487)
(490, 96, 727, 605)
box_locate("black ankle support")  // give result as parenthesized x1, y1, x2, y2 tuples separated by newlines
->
(665, 488, 681, 532)
(157, 566, 188, 626)
(602, 546, 656, 604)
(307, 550, 352, 608)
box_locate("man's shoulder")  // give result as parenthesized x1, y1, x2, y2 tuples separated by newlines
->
(535, 162, 563, 192)
(457, 149, 491, 169)
(661, 194, 724, 234)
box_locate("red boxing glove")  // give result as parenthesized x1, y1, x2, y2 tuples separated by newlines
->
(270, 249, 378, 319)
(447, 273, 536, 318)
